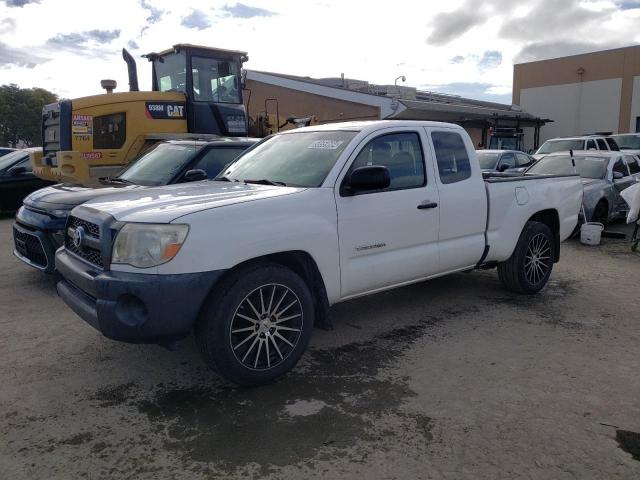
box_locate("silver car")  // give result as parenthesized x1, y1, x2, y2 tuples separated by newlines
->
(527, 151, 639, 223)
(476, 149, 536, 173)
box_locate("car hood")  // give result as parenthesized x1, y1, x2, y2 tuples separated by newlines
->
(77, 181, 306, 223)
(24, 183, 142, 211)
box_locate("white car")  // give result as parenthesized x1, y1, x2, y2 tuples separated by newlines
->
(534, 135, 620, 160)
(55, 120, 583, 385)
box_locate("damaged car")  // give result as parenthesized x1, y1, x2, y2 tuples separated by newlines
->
(527, 151, 639, 223)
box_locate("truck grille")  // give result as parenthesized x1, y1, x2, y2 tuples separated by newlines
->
(65, 215, 104, 268)
(13, 227, 48, 268)
(42, 100, 71, 165)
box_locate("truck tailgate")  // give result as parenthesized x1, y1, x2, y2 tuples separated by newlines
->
(483, 174, 582, 263)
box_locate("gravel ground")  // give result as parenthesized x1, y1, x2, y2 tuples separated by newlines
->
(1, 215, 639, 479)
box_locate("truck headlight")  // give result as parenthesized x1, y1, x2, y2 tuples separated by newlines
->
(112, 224, 189, 268)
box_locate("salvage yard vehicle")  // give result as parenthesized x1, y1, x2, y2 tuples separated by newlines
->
(612, 133, 640, 152)
(55, 120, 583, 386)
(30, 44, 250, 184)
(527, 151, 639, 223)
(0, 148, 53, 213)
(533, 135, 620, 160)
(476, 149, 535, 173)
(13, 138, 257, 272)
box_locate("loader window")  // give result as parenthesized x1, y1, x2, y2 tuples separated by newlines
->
(155, 52, 187, 93)
(93, 113, 126, 150)
(191, 56, 240, 104)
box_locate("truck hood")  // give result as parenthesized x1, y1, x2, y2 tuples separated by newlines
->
(78, 181, 306, 223)
(24, 183, 141, 211)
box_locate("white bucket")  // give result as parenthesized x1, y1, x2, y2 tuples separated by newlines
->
(580, 222, 604, 246)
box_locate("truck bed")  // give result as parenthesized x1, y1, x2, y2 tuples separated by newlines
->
(482, 173, 583, 263)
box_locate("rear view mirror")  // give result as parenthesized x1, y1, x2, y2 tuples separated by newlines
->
(345, 166, 390, 194)
(183, 169, 208, 182)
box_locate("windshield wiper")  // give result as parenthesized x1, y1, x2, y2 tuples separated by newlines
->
(213, 175, 240, 182)
(243, 179, 288, 187)
(98, 176, 133, 185)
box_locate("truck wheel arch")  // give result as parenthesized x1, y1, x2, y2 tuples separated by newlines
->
(207, 251, 333, 330)
(527, 209, 560, 262)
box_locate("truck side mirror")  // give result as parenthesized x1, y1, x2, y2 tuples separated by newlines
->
(344, 166, 390, 195)
(498, 164, 509, 172)
(183, 169, 208, 182)
(613, 171, 624, 180)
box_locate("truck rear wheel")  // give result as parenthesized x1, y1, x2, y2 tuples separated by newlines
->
(497, 221, 555, 294)
(195, 262, 314, 386)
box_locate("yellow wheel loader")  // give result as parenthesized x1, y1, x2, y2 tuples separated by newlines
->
(31, 44, 249, 184)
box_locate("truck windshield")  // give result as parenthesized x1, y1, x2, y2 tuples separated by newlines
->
(220, 131, 357, 187)
(536, 139, 584, 155)
(477, 152, 500, 169)
(119, 143, 198, 186)
(615, 135, 640, 150)
(155, 52, 187, 93)
(527, 155, 607, 179)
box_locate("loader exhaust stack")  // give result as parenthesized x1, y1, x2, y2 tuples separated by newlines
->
(122, 48, 139, 92)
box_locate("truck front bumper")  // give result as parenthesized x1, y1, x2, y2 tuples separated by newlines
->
(55, 249, 225, 344)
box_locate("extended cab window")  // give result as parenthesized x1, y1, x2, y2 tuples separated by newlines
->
(432, 131, 471, 184)
(348, 132, 425, 191)
(93, 113, 126, 149)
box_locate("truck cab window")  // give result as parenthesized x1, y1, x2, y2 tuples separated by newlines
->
(586, 139, 597, 150)
(192, 56, 240, 104)
(596, 138, 608, 150)
(432, 131, 472, 184)
(349, 132, 425, 191)
(155, 52, 187, 93)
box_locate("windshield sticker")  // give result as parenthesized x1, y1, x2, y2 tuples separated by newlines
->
(308, 140, 344, 150)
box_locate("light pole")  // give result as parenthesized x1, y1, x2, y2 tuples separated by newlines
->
(394, 75, 406, 86)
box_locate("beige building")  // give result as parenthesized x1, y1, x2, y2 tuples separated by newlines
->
(244, 70, 548, 149)
(513, 45, 640, 149)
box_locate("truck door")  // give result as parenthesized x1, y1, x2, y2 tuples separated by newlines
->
(426, 128, 488, 271)
(335, 129, 440, 298)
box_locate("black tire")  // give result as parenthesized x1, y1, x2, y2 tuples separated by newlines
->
(195, 262, 314, 386)
(497, 221, 555, 294)
(591, 201, 608, 224)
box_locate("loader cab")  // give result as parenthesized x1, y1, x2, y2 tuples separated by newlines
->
(145, 44, 248, 136)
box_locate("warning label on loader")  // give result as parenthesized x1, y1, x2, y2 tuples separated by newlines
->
(144, 102, 186, 120)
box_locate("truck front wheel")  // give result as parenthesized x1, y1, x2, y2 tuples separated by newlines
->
(497, 221, 555, 294)
(195, 262, 314, 386)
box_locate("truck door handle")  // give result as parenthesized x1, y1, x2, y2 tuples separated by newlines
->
(417, 201, 438, 210)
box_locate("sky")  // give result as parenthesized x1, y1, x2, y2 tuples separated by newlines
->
(0, 0, 639, 105)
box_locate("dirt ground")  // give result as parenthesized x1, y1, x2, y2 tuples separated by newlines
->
(1, 215, 639, 479)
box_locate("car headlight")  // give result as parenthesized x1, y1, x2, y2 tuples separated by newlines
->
(112, 223, 189, 268)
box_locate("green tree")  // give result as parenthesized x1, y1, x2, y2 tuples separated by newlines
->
(0, 84, 58, 147)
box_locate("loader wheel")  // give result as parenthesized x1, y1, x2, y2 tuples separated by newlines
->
(497, 221, 555, 294)
(195, 262, 314, 386)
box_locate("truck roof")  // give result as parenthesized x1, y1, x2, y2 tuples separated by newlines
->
(287, 120, 466, 134)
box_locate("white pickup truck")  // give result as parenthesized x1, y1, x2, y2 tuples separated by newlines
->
(56, 121, 583, 385)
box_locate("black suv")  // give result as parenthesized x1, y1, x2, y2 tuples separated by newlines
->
(13, 138, 258, 272)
